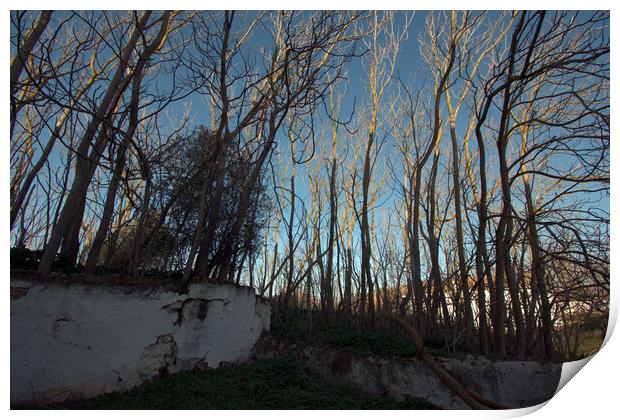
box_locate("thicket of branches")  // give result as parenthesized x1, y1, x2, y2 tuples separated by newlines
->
(10, 10, 609, 361)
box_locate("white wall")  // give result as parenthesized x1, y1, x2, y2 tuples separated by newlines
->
(255, 338, 562, 409)
(10, 277, 271, 405)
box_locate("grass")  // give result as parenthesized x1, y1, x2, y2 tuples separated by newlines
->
(320, 326, 418, 358)
(561, 312, 607, 360)
(17, 358, 436, 410)
(271, 313, 419, 359)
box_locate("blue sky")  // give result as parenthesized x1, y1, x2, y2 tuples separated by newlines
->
(10, 11, 609, 270)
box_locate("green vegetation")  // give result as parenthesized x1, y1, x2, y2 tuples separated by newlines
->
(322, 327, 418, 358)
(574, 329, 604, 358)
(271, 312, 419, 358)
(557, 311, 607, 361)
(18, 358, 436, 410)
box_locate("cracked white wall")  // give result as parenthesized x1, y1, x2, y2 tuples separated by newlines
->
(255, 339, 562, 409)
(10, 279, 271, 405)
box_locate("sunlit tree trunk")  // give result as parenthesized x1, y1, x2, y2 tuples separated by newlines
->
(445, 94, 475, 349)
(38, 11, 153, 272)
(10, 11, 53, 135)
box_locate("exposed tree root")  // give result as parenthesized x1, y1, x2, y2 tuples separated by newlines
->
(389, 314, 507, 410)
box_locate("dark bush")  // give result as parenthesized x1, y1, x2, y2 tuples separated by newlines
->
(10, 247, 42, 270)
(10, 247, 80, 273)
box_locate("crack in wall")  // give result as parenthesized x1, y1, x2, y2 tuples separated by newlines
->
(11, 279, 271, 405)
(11, 287, 29, 300)
(162, 298, 229, 326)
(162, 299, 208, 326)
(51, 317, 72, 334)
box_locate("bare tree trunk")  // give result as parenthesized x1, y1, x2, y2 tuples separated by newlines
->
(129, 162, 152, 276)
(10, 11, 53, 135)
(448, 120, 475, 349)
(10, 11, 52, 96)
(83, 141, 128, 272)
(344, 246, 353, 321)
(38, 11, 152, 272)
(519, 131, 553, 359)
(10, 44, 101, 231)
(425, 141, 443, 332)
(60, 116, 121, 264)
(283, 155, 296, 324)
(189, 12, 238, 282)
(360, 136, 375, 329)
(85, 12, 173, 273)
(324, 157, 337, 323)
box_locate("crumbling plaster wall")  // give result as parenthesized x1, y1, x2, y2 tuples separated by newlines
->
(253, 338, 562, 409)
(10, 278, 270, 405)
